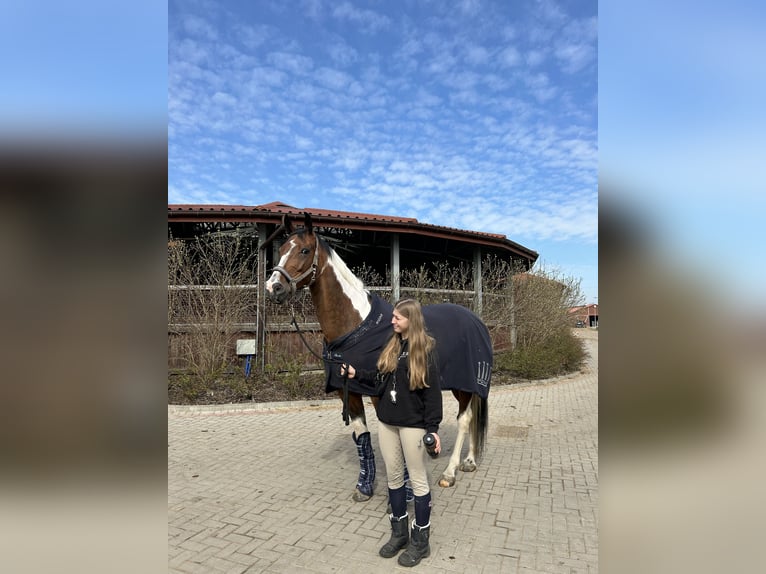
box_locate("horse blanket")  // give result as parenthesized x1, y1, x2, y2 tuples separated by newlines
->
(323, 295, 492, 399)
(323, 294, 392, 395)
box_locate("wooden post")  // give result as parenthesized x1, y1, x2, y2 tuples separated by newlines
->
(510, 267, 517, 350)
(391, 233, 400, 302)
(256, 223, 269, 372)
(473, 246, 483, 316)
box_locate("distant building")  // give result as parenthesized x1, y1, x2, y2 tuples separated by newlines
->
(568, 303, 599, 327)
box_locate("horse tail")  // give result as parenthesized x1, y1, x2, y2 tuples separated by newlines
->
(470, 394, 488, 462)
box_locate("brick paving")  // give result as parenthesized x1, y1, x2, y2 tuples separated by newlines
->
(169, 333, 598, 573)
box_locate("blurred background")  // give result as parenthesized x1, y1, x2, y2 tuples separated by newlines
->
(600, 1, 766, 573)
(0, 2, 167, 573)
(1, 1, 765, 573)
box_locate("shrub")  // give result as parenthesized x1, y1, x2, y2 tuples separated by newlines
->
(168, 373, 206, 402)
(496, 329, 586, 380)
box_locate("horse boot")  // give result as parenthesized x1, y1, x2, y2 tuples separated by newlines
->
(397, 522, 431, 567)
(379, 513, 409, 558)
(352, 432, 375, 501)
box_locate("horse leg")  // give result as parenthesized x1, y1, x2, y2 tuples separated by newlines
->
(343, 391, 376, 502)
(456, 392, 478, 473)
(439, 391, 473, 487)
(460, 394, 487, 473)
(460, 432, 478, 473)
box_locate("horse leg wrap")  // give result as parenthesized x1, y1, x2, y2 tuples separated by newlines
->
(353, 432, 375, 497)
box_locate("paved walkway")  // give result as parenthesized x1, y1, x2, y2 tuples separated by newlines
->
(169, 332, 598, 573)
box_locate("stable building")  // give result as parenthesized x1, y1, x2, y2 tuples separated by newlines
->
(168, 201, 538, 369)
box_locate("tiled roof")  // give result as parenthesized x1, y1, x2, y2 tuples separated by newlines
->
(168, 202, 417, 223)
(168, 202, 537, 260)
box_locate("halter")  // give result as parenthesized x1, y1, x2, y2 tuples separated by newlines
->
(270, 232, 353, 425)
(270, 239, 320, 294)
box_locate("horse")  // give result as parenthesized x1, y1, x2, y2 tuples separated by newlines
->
(264, 212, 491, 502)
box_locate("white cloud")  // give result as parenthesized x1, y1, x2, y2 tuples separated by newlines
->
(463, 43, 490, 65)
(211, 91, 236, 107)
(233, 22, 271, 50)
(331, 2, 391, 34)
(267, 51, 314, 75)
(295, 135, 313, 150)
(555, 16, 597, 74)
(314, 67, 352, 91)
(499, 46, 521, 67)
(525, 49, 546, 67)
(555, 41, 595, 74)
(182, 14, 218, 41)
(327, 40, 358, 67)
(524, 72, 557, 102)
(457, 0, 482, 17)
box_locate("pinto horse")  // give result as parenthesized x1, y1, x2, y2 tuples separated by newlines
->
(264, 213, 491, 502)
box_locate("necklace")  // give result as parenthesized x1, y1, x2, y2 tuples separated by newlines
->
(390, 373, 397, 404)
(390, 341, 408, 405)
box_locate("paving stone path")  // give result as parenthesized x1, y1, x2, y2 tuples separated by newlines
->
(169, 332, 598, 573)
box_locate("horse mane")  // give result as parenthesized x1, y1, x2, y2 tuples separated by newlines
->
(286, 219, 367, 295)
(318, 236, 367, 295)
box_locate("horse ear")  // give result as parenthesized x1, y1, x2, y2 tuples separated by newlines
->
(282, 213, 293, 235)
(304, 212, 313, 234)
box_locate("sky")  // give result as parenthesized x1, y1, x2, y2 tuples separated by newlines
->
(600, 0, 766, 312)
(168, 0, 599, 304)
(0, 1, 166, 135)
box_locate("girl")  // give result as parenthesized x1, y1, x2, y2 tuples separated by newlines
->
(342, 298, 442, 567)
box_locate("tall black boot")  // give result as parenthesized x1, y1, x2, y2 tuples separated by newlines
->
(379, 513, 409, 558)
(397, 522, 430, 567)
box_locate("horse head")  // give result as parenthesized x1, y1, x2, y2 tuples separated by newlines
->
(265, 212, 320, 304)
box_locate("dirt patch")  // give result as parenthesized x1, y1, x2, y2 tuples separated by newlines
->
(573, 327, 599, 340)
(493, 425, 530, 439)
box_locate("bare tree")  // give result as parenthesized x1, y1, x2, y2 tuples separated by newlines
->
(513, 263, 584, 349)
(168, 234, 258, 385)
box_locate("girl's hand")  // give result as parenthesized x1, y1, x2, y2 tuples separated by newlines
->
(340, 364, 356, 378)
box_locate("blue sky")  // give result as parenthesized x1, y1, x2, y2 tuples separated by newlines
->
(0, 1, 166, 135)
(600, 0, 766, 312)
(168, 0, 598, 304)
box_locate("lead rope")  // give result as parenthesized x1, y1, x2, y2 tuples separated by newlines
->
(289, 309, 351, 426)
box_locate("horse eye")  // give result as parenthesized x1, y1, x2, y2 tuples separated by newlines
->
(301, 248, 310, 255)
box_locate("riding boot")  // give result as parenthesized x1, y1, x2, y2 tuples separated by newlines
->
(397, 522, 431, 567)
(352, 432, 375, 497)
(379, 513, 409, 558)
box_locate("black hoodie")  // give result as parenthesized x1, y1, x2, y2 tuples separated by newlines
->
(355, 338, 443, 434)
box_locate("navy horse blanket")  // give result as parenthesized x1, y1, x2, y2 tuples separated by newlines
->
(323, 295, 492, 399)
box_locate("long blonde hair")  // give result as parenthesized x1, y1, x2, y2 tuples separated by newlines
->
(377, 299, 435, 390)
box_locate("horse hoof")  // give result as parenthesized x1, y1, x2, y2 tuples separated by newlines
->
(352, 489, 372, 502)
(438, 476, 455, 488)
(459, 461, 477, 472)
